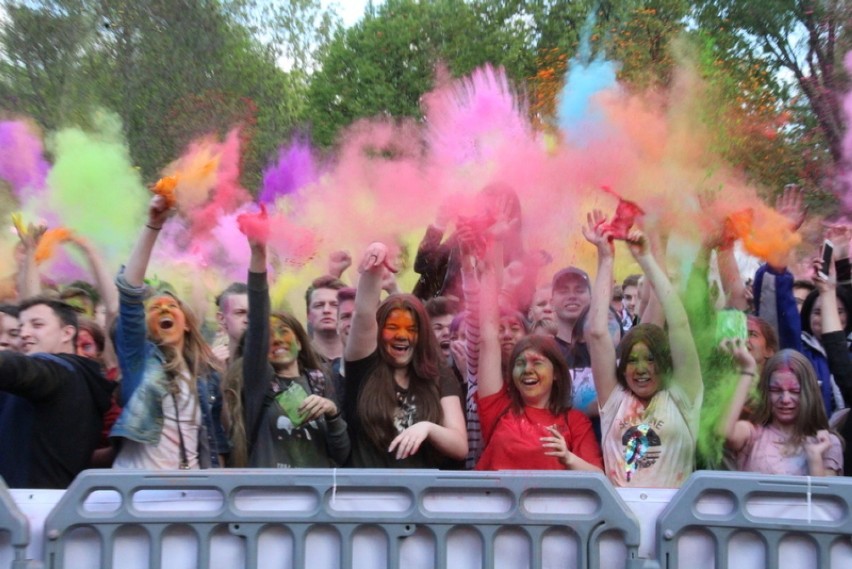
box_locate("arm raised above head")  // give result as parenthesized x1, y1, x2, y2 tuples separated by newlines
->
(125, 196, 172, 288)
(626, 229, 702, 403)
(345, 243, 392, 362)
(582, 210, 619, 407)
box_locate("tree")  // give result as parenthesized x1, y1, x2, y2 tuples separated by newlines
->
(0, 0, 329, 189)
(306, 0, 587, 146)
(0, 0, 98, 129)
(693, 0, 851, 185)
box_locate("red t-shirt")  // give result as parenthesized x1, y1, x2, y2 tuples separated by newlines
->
(475, 390, 603, 471)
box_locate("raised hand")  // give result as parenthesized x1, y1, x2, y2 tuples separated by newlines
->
(359, 242, 397, 274)
(328, 250, 352, 278)
(581, 209, 614, 257)
(625, 228, 650, 259)
(825, 224, 852, 260)
(776, 183, 806, 231)
(237, 203, 270, 250)
(718, 336, 757, 375)
(147, 194, 174, 230)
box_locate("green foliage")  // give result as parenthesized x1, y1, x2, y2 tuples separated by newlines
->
(692, 0, 851, 193)
(305, 0, 601, 147)
(0, 0, 337, 190)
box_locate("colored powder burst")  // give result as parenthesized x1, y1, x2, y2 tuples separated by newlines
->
(556, 12, 619, 143)
(186, 128, 252, 238)
(34, 227, 72, 264)
(44, 111, 147, 265)
(210, 209, 252, 281)
(423, 64, 531, 170)
(0, 120, 49, 197)
(728, 206, 801, 268)
(259, 137, 318, 204)
(161, 139, 222, 210)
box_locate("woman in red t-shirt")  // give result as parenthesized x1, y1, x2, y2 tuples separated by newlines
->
(474, 245, 603, 472)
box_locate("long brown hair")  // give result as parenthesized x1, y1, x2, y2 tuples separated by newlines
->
(752, 349, 830, 445)
(506, 334, 571, 416)
(270, 311, 322, 374)
(152, 293, 222, 395)
(221, 355, 247, 467)
(223, 312, 328, 467)
(357, 294, 443, 450)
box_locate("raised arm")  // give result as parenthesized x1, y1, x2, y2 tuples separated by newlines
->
(124, 196, 172, 287)
(582, 210, 618, 406)
(15, 223, 46, 299)
(717, 338, 758, 451)
(475, 240, 503, 399)
(345, 243, 389, 362)
(241, 214, 272, 439)
(813, 258, 852, 406)
(627, 229, 702, 403)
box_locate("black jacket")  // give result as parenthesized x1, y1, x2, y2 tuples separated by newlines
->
(0, 351, 114, 488)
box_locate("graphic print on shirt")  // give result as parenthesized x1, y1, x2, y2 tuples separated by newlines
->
(621, 423, 662, 481)
(393, 387, 417, 434)
(618, 396, 664, 481)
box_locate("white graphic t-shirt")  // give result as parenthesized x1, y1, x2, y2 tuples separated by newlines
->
(600, 384, 700, 488)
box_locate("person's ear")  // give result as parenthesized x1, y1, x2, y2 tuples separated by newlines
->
(61, 325, 76, 346)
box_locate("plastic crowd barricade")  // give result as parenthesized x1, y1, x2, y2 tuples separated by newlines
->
(655, 471, 852, 569)
(0, 477, 36, 569)
(40, 469, 647, 569)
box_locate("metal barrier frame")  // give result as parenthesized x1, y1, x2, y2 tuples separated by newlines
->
(0, 477, 35, 569)
(656, 470, 852, 569)
(42, 469, 646, 569)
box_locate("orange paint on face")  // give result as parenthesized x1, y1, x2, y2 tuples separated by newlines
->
(381, 309, 418, 368)
(146, 296, 187, 347)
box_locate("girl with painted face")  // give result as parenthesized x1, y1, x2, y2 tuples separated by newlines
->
(111, 196, 227, 470)
(720, 344, 842, 476)
(474, 243, 603, 471)
(230, 227, 349, 468)
(584, 211, 703, 487)
(344, 242, 467, 468)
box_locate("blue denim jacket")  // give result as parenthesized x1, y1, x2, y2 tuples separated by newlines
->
(109, 269, 226, 468)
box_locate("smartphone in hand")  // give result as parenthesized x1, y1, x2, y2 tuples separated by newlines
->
(820, 240, 834, 278)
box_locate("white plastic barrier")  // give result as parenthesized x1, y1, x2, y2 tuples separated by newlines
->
(3, 470, 852, 569)
(34, 469, 647, 569)
(0, 478, 36, 569)
(655, 471, 852, 569)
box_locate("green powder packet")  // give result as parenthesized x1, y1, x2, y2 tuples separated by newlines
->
(275, 382, 309, 427)
(715, 309, 747, 344)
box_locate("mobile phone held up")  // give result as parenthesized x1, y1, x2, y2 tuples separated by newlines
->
(820, 240, 834, 279)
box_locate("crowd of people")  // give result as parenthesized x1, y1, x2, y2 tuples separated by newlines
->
(0, 183, 848, 490)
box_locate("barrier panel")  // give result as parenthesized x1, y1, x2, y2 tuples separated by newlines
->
(655, 471, 852, 569)
(41, 469, 646, 569)
(0, 477, 36, 569)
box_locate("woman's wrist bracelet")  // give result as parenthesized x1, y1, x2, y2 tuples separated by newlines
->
(740, 370, 755, 377)
(146, 224, 162, 231)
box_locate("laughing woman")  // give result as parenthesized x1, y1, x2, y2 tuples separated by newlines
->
(474, 233, 603, 471)
(584, 211, 702, 487)
(111, 196, 227, 470)
(343, 242, 467, 468)
(236, 226, 349, 468)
